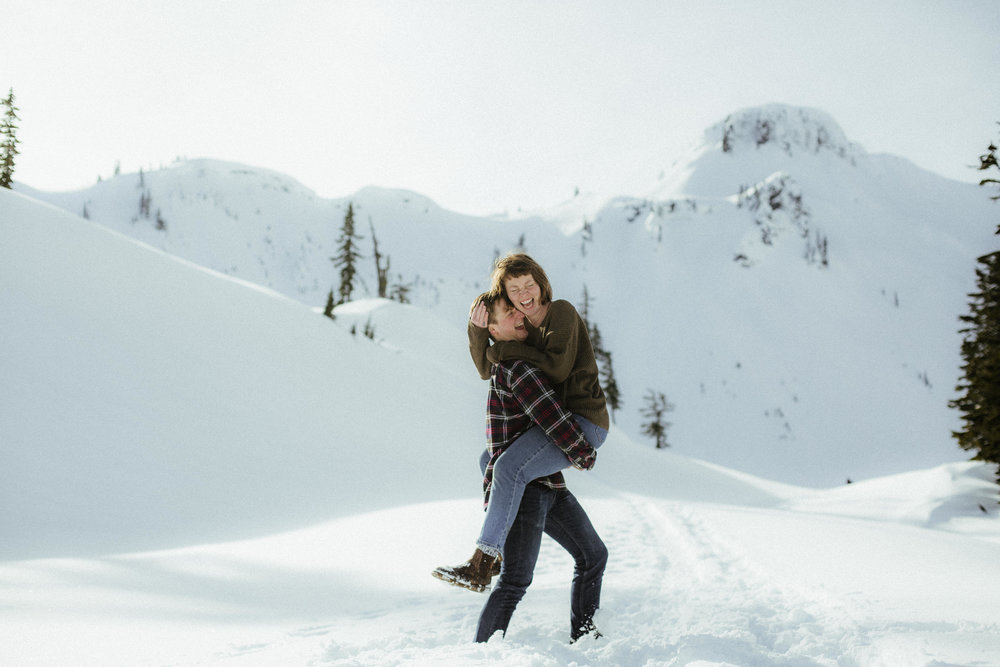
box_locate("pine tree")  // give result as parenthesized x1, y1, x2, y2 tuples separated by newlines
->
(0, 88, 21, 189)
(950, 250, 1000, 482)
(331, 202, 363, 304)
(587, 320, 622, 422)
(580, 219, 593, 257)
(139, 189, 152, 218)
(579, 285, 622, 422)
(598, 343, 622, 422)
(369, 216, 389, 298)
(323, 289, 336, 320)
(950, 131, 1000, 486)
(975, 126, 1000, 234)
(579, 284, 593, 325)
(640, 389, 674, 449)
(390, 274, 412, 304)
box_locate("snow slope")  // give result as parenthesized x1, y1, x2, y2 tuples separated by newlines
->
(3, 185, 1000, 666)
(1, 189, 479, 559)
(19, 104, 999, 488)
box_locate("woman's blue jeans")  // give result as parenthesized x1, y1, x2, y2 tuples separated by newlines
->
(475, 483, 608, 642)
(476, 415, 607, 558)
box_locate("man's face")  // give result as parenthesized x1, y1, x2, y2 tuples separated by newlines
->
(488, 300, 528, 342)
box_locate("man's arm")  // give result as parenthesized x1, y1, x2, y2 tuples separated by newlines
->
(468, 321, 492, 380)
(500, 360, 596, 470)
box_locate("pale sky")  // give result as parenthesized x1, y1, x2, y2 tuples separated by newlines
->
(6, 0, 1000, 215)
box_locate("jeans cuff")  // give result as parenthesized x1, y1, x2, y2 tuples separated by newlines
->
(477, 542, 502, 559)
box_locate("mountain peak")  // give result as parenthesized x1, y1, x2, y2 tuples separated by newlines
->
(709, 104, 864, 163)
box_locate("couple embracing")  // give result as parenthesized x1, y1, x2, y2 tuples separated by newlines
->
(432, 252, 609, 644)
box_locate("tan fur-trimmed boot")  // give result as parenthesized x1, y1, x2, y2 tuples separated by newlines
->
(431, 548, 499, 593)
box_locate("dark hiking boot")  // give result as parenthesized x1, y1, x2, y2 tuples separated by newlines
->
(431, 548, 498, 593)
(570, 618, 603, 643)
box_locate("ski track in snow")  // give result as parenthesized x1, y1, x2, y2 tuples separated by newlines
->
(184, 494, 999, 666)
(600, 495, 1000, 667)
(3, 491, 998, 666)
(598, 494, 861, 666)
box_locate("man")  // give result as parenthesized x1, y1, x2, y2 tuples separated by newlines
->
(433, 293, 607, 643)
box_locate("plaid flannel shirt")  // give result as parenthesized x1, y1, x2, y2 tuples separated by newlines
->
(482, 359, 597, 506)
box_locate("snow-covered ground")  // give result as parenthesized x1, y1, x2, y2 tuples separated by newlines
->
(4, 473, 999, 667)
(3, 180, 1000, 665)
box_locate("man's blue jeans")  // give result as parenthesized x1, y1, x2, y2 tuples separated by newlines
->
(477, 415, 607, 558)
(474, 483, 608, 642)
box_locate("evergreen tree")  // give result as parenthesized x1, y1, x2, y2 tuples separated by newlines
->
(579, 284, 622, 421)
(950, 250, 1000, 482)
(390, 274, 412, 304)
(587, 319, 622, 422)
(950, 131, 1000, 486)
(579, 284, 594, 325)
(323, 289, 336, 320)
(640, 389, 674, 449)
(331, 202, 363, 304)
(139, 189, 152, 218)
(975, 127, 1000, 234)
(580, 219, 593, 257)
(0, 88, 21, 189)
(369, 216, 389, 298)
(597, 343, 622, 422)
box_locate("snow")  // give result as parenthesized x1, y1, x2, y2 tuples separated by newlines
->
(19, 106, 999, 489)
(3, 104, 1000, 665)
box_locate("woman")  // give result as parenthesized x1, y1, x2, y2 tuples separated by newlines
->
(472, 252, 609, 435)
(433, 253, 609, 592)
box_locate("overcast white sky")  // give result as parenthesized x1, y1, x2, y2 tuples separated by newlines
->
(5, 0, 999, 215)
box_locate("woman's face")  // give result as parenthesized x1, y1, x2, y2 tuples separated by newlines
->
(504, 273, 543, 321)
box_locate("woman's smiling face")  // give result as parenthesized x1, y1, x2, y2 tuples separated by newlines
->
(504, 273, 543, 321)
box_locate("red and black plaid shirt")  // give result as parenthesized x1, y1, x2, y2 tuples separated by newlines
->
(482, 359, 597, 505)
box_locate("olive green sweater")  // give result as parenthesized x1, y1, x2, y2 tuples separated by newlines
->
(468, 299, 610, 431)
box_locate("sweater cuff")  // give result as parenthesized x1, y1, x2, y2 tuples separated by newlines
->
(486, 341, 504, 365)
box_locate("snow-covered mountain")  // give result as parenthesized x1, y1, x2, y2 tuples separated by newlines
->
(3, 172, 1000, 666)
(19, 104, 997, 488)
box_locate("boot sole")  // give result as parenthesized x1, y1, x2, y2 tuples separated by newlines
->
(430, 568, 490, 593)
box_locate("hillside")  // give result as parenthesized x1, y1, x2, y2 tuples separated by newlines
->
(0, 187, 787, 561)
(15, 104, 1000, 487)
(3, 184, 1000, 666)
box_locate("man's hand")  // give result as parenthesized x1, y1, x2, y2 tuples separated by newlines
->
(470, 300, 489, 328)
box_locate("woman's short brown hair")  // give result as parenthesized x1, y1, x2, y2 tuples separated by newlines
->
(489, 253, 553, 305)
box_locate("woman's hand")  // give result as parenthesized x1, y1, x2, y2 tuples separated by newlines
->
(470, 300, 489, 328)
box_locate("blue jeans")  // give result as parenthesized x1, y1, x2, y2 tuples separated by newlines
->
(475, 483, 608, 642)
(476, 415, 607, 558)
